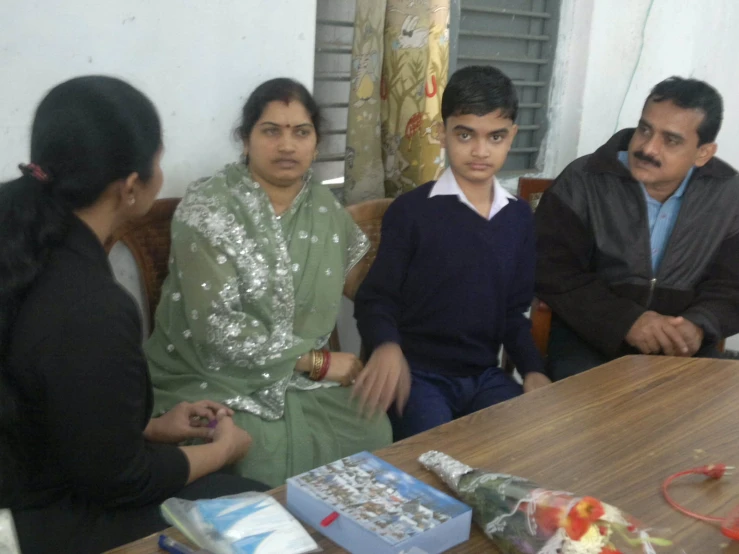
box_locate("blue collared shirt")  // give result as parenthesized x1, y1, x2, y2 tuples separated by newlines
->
(618, 151, 694, 273)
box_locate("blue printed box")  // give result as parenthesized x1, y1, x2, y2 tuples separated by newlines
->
(286, 451, 472, 554)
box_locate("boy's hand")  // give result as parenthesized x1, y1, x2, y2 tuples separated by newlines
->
(352, 343, 411, 417)
(523, 372, 551, 392)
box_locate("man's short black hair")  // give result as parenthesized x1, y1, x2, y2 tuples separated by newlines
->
(441, 65, 518, 124)
(647, 76, 723, 145)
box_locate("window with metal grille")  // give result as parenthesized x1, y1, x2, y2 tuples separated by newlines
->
(450, 0, 561, 173)
(313, 0, 356, 192)
(312, 0, 561, 192)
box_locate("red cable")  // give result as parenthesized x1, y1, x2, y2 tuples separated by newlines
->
(661, 467, 727, 524)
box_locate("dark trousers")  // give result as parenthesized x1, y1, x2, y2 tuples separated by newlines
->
(546, 314, 727, 382)
(545, 315, 610, 381)
(389, 367, 522, 441)
(13, 473, 268, 554)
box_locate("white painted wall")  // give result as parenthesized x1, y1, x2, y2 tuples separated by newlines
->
(0, 0, 317, 335)
(539, 0, 739, 350)
(577, 0, 739, 160)
(539, 0, 739, 175)
(534, 0, 594, 184)
(0, 0, 317, 197)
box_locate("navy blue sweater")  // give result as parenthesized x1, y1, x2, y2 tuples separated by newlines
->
(354, 181, 543, 376)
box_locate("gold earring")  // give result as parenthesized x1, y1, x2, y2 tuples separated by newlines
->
(128, 197, 136, 206)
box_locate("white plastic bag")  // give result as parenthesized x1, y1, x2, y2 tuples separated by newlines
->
(162, 492, 320, 554)
(0, 510, 21, 554)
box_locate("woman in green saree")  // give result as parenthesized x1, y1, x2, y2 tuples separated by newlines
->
(145, 78, 391, 488)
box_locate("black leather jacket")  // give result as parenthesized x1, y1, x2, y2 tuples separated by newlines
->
(535, 129, 739, 356)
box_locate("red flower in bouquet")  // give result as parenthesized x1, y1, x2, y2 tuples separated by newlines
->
(564, 496, 605, 540)
(530, 495, 606, 540)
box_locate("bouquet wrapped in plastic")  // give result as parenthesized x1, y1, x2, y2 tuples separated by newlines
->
(419, 451, 681, 554)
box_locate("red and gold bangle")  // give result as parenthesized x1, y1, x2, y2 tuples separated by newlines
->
(308, 349, 331, 381)
(317, 350, 331, 381)
(310, 350, 320, 380)
(309, 349, 323, 381)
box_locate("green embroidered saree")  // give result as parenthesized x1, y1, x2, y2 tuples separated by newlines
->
(145, 163, 391, 487)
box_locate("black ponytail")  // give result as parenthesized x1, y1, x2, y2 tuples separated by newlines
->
(0, 76, 161, 503)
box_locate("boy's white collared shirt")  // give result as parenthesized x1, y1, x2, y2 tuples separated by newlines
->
(428, 166, 516, 220)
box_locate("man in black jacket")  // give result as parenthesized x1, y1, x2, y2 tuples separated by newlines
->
(535, 76, 739, 380)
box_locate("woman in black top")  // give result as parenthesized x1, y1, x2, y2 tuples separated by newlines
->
(0, 76, 265, 554)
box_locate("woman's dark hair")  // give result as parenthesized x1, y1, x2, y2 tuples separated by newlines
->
(647, 76, 723, 145)
(235, 78, 321, 160)
(442, 65, 518, 124)
(0, 76, 161, 501)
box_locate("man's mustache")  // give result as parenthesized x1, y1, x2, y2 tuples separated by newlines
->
(633, 150, 661, 168)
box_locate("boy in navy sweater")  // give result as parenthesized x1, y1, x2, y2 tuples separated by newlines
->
(353, 65, 551, 440)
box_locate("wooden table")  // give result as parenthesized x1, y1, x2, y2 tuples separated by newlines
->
(109, 355, 739, 553)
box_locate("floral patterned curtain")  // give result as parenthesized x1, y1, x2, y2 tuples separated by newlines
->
(344, 0, 450, 204)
